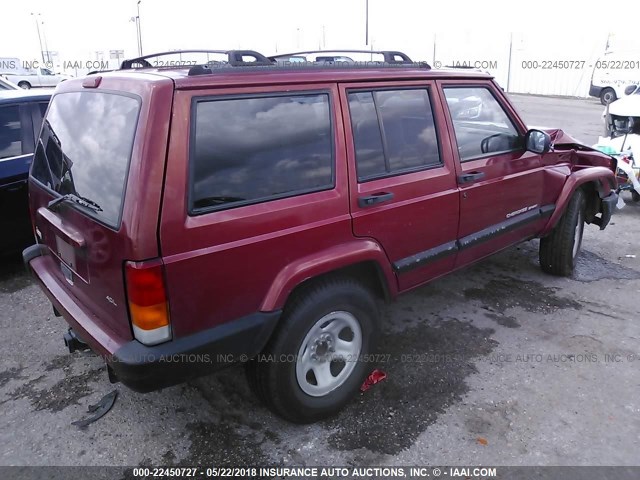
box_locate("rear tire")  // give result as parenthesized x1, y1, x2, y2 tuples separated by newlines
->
(246, 277, 379, 423)
(600, 88, 616, 105)
(539, 189, 586, 276)
(18, 81, 31, 90)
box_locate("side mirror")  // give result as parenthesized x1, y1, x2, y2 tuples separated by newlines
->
(525, 129, 551, 154)
(624, 84, 639, 96)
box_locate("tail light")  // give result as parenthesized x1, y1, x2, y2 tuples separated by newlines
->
(125, 259, 171, 345)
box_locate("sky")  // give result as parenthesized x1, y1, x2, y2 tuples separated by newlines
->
(3, 0, 640, 67)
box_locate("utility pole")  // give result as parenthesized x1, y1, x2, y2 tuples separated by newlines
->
(40, 16, 51, 63)
(130, 1, 143, 56)
(506, 32, 513, 93)
(365, 0, 369, 46)
(137, 1, 143, 56)
(432, 33, 437, 66)
(30, 13, 45, 63)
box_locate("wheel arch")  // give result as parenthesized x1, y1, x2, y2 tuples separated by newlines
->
(259, 240, 397, 312)
(541, 167, 616, 236)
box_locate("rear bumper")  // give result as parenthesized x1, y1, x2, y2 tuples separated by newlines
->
(23, 244, 281, 392)
(109, 311, 280, 392)
(24, 245, 128, 358)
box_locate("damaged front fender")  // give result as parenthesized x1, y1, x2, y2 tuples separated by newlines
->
(541, 164, 617, 236)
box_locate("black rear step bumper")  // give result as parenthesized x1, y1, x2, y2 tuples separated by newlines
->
(23, 243, 281, 393)
(23, 243, 48, 266)
(108, 311, 281, 392)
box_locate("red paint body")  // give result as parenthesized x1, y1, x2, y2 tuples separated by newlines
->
(26, 66, 616, 364)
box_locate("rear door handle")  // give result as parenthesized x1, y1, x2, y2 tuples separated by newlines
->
(458, 171, 486, 184)
(358, 192, 394, 208)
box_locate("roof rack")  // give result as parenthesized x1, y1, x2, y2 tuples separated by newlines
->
(87, 48, 431, 77)
(120, 49, 273, 69)
(269, 49, 419, 65)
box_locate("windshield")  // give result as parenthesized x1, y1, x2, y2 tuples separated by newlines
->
(31, 91, 140, 228)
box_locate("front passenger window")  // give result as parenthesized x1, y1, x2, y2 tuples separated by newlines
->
(444, 87, 521, 161)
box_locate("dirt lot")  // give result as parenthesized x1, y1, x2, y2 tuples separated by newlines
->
(1, 94, 639, 468)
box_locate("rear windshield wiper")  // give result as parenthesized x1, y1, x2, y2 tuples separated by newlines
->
(47, 193, 103, 213)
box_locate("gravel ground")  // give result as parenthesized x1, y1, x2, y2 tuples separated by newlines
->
(0, 93, 638, 470)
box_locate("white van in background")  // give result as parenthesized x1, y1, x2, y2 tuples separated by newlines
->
(589, 51, 640, 105)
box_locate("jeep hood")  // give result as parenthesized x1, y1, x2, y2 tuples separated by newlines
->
(535, 128, 617, 171)
(541, 128, 597, 151)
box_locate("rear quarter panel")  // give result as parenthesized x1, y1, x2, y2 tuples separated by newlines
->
(160, 83, 365, 337)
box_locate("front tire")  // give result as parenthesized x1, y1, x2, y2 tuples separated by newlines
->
(632, 190, 640, 203)
(600, 88, 616, 105)
(539, 189, 586, 276)
(246, 277, 379, 423)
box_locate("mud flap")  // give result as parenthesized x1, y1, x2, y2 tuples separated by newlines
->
(592, 192, 618, 230)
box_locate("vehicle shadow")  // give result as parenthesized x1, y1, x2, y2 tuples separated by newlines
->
(0, 250, 32, 293)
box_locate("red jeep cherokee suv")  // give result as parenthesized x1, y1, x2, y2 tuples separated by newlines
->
(23, 49, 618, 423)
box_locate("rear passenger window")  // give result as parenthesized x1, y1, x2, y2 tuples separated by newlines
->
(190, 93, 333, 213)
(0, 105, 22, 160)
(348, 89, 441, 181)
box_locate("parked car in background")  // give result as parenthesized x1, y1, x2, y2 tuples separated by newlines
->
(0, 89, 52, 252)
(0, 76, 20, 90)
(2, 68, 71, 90)
(23, 49, 617, 423)
(595, 84, 640, 201)
(589, 51, 640, 105)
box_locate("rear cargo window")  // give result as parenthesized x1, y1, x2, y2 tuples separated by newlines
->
(190, 93, 333, 213)
(31, 92, 140, 228)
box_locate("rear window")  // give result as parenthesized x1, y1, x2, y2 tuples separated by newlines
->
(31, 92, 140, 228)
(190, 93, 333, 213)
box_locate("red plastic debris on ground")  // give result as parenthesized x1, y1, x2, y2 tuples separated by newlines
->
(360, 369, 387, 392)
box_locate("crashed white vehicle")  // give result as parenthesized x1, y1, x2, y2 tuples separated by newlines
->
(595, 84, 640, 201)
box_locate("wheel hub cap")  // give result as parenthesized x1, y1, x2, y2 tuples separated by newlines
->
(296, 311, 362, 397)
(310, 333, 334, 361)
